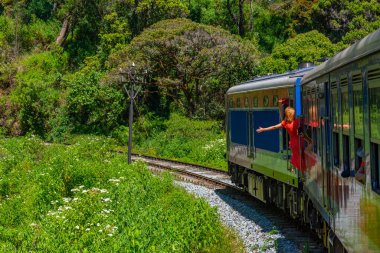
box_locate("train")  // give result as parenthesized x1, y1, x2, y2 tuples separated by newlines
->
(226, 28, 380, 252)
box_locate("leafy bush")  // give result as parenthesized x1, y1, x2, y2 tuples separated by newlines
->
(10, 48, 68, 136)
(65, 57, 125, 134)
(0, 136, 241, 252)
(257, 30, 342, 74)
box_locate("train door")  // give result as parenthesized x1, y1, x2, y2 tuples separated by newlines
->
(248, 111, 254, 158)
(316, 78, 332, 210)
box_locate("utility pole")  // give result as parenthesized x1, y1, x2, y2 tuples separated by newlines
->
(119, 62, 146, 164)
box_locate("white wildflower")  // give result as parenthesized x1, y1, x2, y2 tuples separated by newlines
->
(102, 198, 112, 203)
(86, 228, 90, 231)
(75, 225, 80, 229)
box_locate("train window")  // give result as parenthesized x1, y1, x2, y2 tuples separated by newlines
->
(236, 98, 241, 108)
(341, 77, 349, 133)
(369, 87, 380, 140)
(263, 95, 269, 107)
(253, 97, 258, 107)
(244, 97, 249, 107)
(371, 143, 380, 191)
(331, 81, 340, 168)
(368, 67, 380, 191)
(342, 135, 350, 174)
(302, 90, 308, 124)
(229, 98, 234, 108)
(353, 73, 364, 137)
(273, 95, 278, 106)
(331, 81, 338, 130)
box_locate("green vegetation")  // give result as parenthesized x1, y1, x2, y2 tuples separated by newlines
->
(0, 136, 243, 252)
(258, 30, 342, 75)
(120, 114, 227, 170)
(1, 0, 380, 141)
(0, 0, 380, 250)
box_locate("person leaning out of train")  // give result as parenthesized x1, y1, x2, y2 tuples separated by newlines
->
(354, 146, 366, 183)
(256, 107, 308, 172)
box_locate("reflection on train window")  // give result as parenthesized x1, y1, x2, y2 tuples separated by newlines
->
(333, 131, 340, 167)
(369, 87, 380, 140)
(253, 96, 258, 107)
(332, 87, 340, 168)
(244, 97, 249, 107)
(236, 98, 241, 108)
(273, 95, 278, 106)
(368, 67, 380, 191)
(302, 91, 308, 124)
(353, 74, 363, 137)
(229, 98, 234, 108)
(263, 96, 269, 107)
(341, 135, 350, 177)
(371, 143, 380, 191)
(341, 85, 349, 132)
(331, 84, 338, 130)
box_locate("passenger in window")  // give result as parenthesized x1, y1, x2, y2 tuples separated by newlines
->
(256, 107, 309, 172)
(303, 128, 317, 170)
(341, 160, 350, 178)
(355, 146, 366, 183)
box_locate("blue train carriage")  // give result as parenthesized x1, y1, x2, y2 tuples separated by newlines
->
(226, 66, 312, 205)
(301, 28, 380, 252)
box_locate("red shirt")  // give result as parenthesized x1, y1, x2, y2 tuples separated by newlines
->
(281, 119, 299, 149)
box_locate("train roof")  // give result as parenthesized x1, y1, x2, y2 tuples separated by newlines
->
(226, 67, 313, 95)
(303, 28, 380, 84)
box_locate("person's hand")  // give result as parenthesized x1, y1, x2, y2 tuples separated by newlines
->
(256, 127, 264, 133)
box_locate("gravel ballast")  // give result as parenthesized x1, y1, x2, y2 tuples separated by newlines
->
(176, 181, 301, 253)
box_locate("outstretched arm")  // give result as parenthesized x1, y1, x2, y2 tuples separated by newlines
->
(256, 123, 282, 133)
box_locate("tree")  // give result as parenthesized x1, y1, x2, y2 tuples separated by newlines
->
(108, 18, 259, 119)
(257, 30, 341, 75)
(312, 0, 380, 44)
(226, 0, 245, 36)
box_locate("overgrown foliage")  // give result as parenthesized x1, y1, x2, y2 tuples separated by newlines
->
(0, 0, 379, 139)
(114, 113, 228, 170)
(109, 18, 259, 119)
(258, 30, 342, 74)
(0, 136, 243, 252)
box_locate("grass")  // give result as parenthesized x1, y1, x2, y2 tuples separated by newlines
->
(112, 113, 228, 171)
(0, 135, 243, 252)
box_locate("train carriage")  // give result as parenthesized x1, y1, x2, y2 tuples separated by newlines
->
(301, 29, 380, 253)
(226, 66, 312, 204)
(226, 28, 380, 252)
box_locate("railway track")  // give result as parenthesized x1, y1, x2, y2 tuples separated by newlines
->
(132, 153, 324, 253)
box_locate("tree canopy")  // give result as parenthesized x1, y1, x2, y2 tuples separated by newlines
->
(257, 30, 341, 74)
(108, 18, 260, 119)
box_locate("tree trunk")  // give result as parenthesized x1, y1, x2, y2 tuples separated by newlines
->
(238, 0, 245, 36)
(226, 0, 245, 36)
(56, 17, 70, 46)
(249, 0, 254, 31)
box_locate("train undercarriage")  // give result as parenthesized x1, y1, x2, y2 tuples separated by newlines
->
(228, 162, 347, 253)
